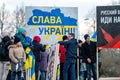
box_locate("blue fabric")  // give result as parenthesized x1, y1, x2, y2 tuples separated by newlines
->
(40, 71, 46, 80)
(11, 71, 22, 80)
(91, 32, 96, 39)
(63, 59, 76, 80)
(80, 63, 86, 71)
(26, 36, 32, 43)
(80, 71, 84, 80)
(86, 63, 97, 80)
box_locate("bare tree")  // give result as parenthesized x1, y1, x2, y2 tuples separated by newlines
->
(14, 4, 25, 29)
(84, 6, 96, 35)
(0, 3, 9, 32)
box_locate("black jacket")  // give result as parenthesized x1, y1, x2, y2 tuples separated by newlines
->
(82, 41, 97, 63)
(0, 36, 12, 61)
(78, 46, 86, 62)
(32, 41, 45, 62)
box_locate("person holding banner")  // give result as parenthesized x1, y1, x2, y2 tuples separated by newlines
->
(58, 33, 77, 80)
(82, 34, 97, 80)
(32, 35, 45, 80)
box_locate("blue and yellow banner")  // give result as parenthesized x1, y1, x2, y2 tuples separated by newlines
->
(26, 7, 78, 45)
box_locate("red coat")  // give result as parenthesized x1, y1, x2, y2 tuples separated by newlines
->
(59, 45, 66, 63)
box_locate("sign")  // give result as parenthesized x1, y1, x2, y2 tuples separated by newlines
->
(26, 7, 78, 45)
(97, 6, 120, 48)
(26, 7, 78, 80)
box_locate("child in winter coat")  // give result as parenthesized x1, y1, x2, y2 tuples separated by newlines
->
(8, 36, 26, 80)
(39, 50, 48, 80)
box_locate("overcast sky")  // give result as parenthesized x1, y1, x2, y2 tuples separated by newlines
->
(1, 0, 116, 20)
(0, 0, 118, 40)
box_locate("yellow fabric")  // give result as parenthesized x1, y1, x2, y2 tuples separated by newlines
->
(24, 47, 32, 70)
(25, 56, 32, 70)
(32, 73, 36, 80)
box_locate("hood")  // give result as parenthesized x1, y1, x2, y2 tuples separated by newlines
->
(8, 44, 22, 50)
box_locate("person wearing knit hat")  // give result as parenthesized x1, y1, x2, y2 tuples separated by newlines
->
(17, 27, 26, 33)
(14, 36, 21, 44)
(8, 36, 26, 80)
(32, 35, 45, 80)
(33, 36, 41, 43)
(82, 34, 97, 80)
(15, 27, 30, 49)
(84, 34, 90, 40)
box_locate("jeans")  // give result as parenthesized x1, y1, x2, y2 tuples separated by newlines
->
(63, 59, 76, 80)
(80, 71, 84, 80)
(0, 61, 10, 80)
(80, 63, 87, 80)
(35, 62, 40, 80)
(60, 63, 64, 80)
(11, 71, 22, 80)
(40, 71, 46, 80)
(86, 63, 97, 80)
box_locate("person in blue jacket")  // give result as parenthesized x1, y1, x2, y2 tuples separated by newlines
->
(58, 33, 77, 80)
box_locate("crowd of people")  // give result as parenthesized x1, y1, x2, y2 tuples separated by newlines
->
(0, 27, 97, 80)
(59, 34, 97, 80)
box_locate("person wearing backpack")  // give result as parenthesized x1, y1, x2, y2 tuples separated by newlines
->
(32, 35, 45, 80)
(0, 31, 13, 80)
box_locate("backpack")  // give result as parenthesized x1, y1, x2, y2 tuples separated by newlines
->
(0, 42, 6, 57)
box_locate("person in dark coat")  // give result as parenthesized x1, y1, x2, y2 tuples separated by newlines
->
(58, 33, 77, 80)
(82, 34, 97, 80)
(32, 35, 45, 80)
(0, 32, 13, 80)
(78, 40, 87, 80)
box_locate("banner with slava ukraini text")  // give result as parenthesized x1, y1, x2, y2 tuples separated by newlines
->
(26, 7, 78, 45)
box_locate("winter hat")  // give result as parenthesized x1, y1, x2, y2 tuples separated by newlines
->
(33, 36, 41, 43)
(14, 36, 21, 44)
(26, 36, 32, 43)
(62, 35, 68, 41)
(78, 40, 82, 43)
(1, 31, 9, 38)
(17, 27, 26, 33)
(84, 34, 90, 40)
